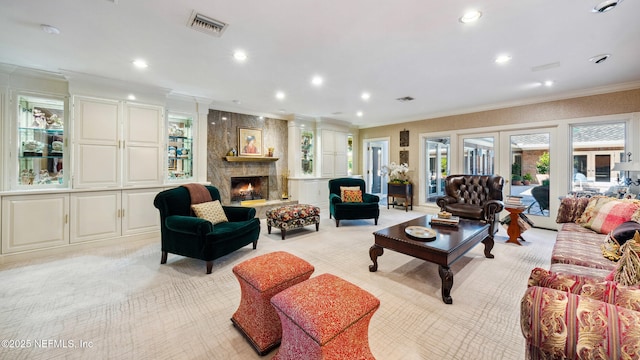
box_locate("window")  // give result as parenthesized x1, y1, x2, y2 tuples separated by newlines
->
(570, 122, 625, 195)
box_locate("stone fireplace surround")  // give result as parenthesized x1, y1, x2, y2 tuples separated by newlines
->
(207, 110, 288, 204)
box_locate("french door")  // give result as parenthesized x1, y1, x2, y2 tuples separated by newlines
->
(500, 128, 557, 229)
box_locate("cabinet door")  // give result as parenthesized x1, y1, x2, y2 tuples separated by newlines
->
(321, 130, 336, 177)
(121, 189, 161, 235)
(70, 191, 121, 243)
(74, 96, 121, 188)
(124, 103, 163, 186)
(321, 130, 348, 177)
(2, 194, 69, 253)
(334, 131, 348, 177)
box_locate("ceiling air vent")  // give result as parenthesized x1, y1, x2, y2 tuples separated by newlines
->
(188, 11, 228, 37)
(396, 96, 415, 102)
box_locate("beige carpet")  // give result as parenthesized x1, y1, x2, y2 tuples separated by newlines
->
(0, 207, 556, 359)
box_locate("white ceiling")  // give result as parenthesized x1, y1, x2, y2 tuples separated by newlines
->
(1, 0, 639, 127)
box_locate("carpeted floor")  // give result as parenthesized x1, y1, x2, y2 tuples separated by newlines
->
(0, 206, 556, 359)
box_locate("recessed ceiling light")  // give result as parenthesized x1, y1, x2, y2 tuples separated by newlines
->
(258, 116, 264, 120)
(494, 55, 512, 64)
(311, 75, 324, 86)
(459, 10, 482, 23)
(592, 0, 623, 13)
(40, 24, 60, 35)
(275, 91, 285, 100)
(356, 111, 363, 117)
(361, 92, 371, 101)
(221, 116, 227, 121)
(232, 99, 241, 104)
(544, 80, 554, 87)
(233, 50, 247, 62)
(127, 94, 136, 100)
(589, 54, 611, 64)
(132, 59, 148, 68)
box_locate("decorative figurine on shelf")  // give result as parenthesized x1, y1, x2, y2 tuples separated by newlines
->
(46, 114, 63, 129)
(267, 147, 274, 157)
(31, 108, 47, 128)
(227, 148, 237, 156)
(28, 169, 35, 185)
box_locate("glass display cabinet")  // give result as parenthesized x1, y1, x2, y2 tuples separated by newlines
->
(301, 130, 314, 175)
(15, 94, 67, 188)
(167, 114, 193, 181)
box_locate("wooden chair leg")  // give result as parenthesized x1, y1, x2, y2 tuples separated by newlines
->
(336, 219, 340, 227)
(161, 251, 168, 264)
(315, 223, 319, 231)
(281, 229, 286, 240)
(268, 225, 272, 234)
(375, 218, 378, 225)
(252, 240, 258, 249)
(206, 261, 213, 274)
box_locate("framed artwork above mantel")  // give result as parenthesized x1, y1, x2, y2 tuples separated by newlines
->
(238, 127, 263, 156)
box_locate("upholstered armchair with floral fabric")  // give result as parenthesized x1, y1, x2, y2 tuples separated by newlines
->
(154, 185, 260, 274)
(436, 174, 504, 235)
(521, 268, 640, 359)
(328, 178, 380, 227)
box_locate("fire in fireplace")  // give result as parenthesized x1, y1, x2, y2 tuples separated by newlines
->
(230, 176, 269, 202)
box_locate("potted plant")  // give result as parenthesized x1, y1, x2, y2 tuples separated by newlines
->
(536, 152, 550, 184)
(512, 175, 523, 185)
(383, 162, 410, 184)
(523, 173, 533, 185)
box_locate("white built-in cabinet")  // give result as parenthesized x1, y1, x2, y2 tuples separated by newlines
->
(70, 191, 121, 243)
(289, 178, 329, 211)
(2, 193, 70, 253)
(321, 129, 348, 177)
(1, 188, 162, 252)
(70, 188, 160, 244)
(73, 96, 163, 188)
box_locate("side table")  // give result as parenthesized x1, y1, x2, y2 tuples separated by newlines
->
(387, 182, 413, 211)
(505, 206, 527, 245)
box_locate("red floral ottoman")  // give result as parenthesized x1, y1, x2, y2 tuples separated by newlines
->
(266, 204, 320, 240)
(270, 273, 380, 360)
(231, 251, 315, 355)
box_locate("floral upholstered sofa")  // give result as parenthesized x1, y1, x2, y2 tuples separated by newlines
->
(520, 196, 640, 359)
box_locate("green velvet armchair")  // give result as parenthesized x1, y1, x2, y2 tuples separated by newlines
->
(153, 185, 260, 274)
(328, 178, 380, 227)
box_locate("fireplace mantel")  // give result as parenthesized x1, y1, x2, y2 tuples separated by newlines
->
(224, 156, 279, 162)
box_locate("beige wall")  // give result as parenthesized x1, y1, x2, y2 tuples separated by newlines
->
(358, 88, 640, 173)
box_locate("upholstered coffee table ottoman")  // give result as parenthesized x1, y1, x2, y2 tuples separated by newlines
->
(231, 251, 315, 355)
(266, 204, 320, 240)
(270, 273, 380, 360)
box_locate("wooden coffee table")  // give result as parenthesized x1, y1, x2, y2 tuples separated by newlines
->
(370, 215, 493, 304)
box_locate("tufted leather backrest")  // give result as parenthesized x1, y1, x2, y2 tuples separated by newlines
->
(444, 174, 504, 205)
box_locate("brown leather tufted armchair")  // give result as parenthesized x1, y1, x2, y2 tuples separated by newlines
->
(436, 174, 505, 235)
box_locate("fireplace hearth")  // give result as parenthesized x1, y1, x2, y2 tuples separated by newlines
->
(230, 176, 269, 203)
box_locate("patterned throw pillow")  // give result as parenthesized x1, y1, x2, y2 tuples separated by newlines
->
(555, 196, 590, 223)
(191, 200, 228, 225)
(602, 221, 640, 261)
(577, 196, 640, 234)
(340, 186, 360, 201)
(342, 189, 363, 203)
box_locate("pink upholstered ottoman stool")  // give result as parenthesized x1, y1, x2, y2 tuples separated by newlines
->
(270, 273, 380, 360)
(231, 251, 314, 355)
